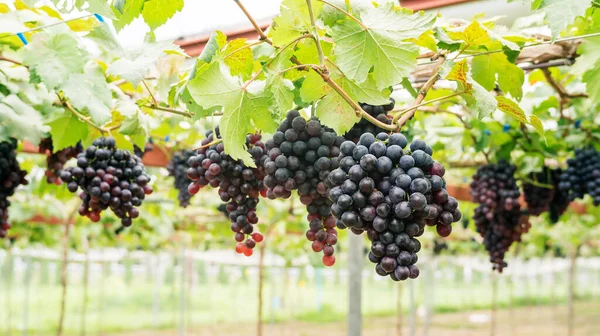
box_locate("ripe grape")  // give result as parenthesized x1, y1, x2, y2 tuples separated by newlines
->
(62, 137, 153, 229)
(558, 147, 600, 206)
(167, 150, 196, 207)
(0, 139, 29, 237)
(344, 100, 394, 141)
(38, 138, 83, 185)
(471, 161, 530, 272)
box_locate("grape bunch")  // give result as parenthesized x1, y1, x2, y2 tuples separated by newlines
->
(61, 137, 153, 227)
(522, 168, 556, 216)
(187, 129, 267, 256)
(0, 139, 28, 238)
(344, 100, 394, 141)
(548, 168, 570, 223)
(330, 133, 460, 280)
(38, 138, 83, 185)
(470, 161, 530, 272)
(263, 110, 344, 266)
(558, 147, 600, 205)
(167, 150, 196, 207)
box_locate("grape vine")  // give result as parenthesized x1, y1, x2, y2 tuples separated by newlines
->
(0, 139, 29, 238)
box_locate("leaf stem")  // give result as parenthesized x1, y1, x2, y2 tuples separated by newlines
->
(223, 40, 264, 59)
(393, 56, 448, 127)
(59, 94, 108, 134)
(310, 66, 397, 131)
(194, 138, 223, 150)
(0, 56, 22, 66)
(144, 104, 193, 118)
(142, 80, 158, 106)
(306, 0, 325, 67)
(317, 0, 367, 29)
(233, 0, 272, 43)
(278, 64, 319, 75)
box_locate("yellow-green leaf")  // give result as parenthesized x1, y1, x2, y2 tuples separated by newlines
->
(495, 96, 527, 124)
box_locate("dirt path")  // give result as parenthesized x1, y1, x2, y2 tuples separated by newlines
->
(108, 301, 600, 336)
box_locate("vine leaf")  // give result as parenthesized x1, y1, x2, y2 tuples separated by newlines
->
(471, 52, 524, 101)
(445, 60, 497, 119)
(269, 0, 324, 46)
(46, 111, 88, 151)
(218, 38, 255, 79)
(528, 115, 546, 140)
(141, 0, 183, 30)
(446, 21, 491, 46)
(582, 60, 600, 102)
(0, 94, 50, 144)
(331, 3, 435, 89)
(112, 0, 145, 31)
(22, 32, 88, 90)
(107, 42, 184, 86)
(62, 63, 113, 125)
(86, 0, 116, 19)
(534, 0, 590, 38)
(187, 62, 276, 166)
(495, 96, 528, 124)
(315, 93, 359, 135)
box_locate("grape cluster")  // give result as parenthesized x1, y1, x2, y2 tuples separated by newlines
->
(61, 137, 153, 227)
(548, 168, 570, 223)
(558, 147, 600, 205)
(344, 100, 394, 141)
(330, 133, 460, 280)
(167, 150, 196, 207)
(187, 129, 266, 256)
(38, 138, 83, 185)
(263, 110, 344, 266)
(0, 139, 28, 238)
(522, 168, 556, 216)
(471, 162, 530, 272)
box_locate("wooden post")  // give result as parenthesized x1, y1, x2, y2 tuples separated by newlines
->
(397, 282, 403, 336)
(348, 233, 363, 336)
(80, 245, 90, 336)
(490, 272, 497, 336)
(408, 280, 415, 336)
(5, 244, 13, 336)
(22, 253, 32, 336)
(57, 210, 74, 336)
(257, 240, 266, 336)
(152, 253, 161, 329)
(178, 247, 186, 336)
(567, 245, 580, 336)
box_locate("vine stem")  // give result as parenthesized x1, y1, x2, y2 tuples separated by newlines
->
(0, 56, 22, 65)
(541, 68, 588, 99)
(144, 104, 193, 118)
(59, 94, 109, 134)
(306, 0, 325, 67)
(233, 0, 272, 43)
(393, 55, 447, 128)
(278, 64, 319, 75)
(317, 0, 367, 29)
(311, 66, 397, 131)
(194, 138, 223, 150)
(393, 91, 464, 121)
(142, 80, 158, 106)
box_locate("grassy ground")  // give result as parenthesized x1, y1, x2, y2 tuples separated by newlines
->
(1, 254, 599, 335)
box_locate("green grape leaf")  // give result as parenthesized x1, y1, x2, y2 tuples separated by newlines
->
(86, 24, 120, 50)
(112, 0, 145, 31)
(583, 60, 600, 103)
(528, 115, 546, 140)
(187, 62, 276, 166)
(219, 38, 254, 79)
(401, 77, 418, 99)
(142, 0, 183, 30)
(61, 63, 113, 125)
(46, 111, 88, 151)
(299, 70, 327, 103)
(331, 3, 435, 89)
(87, 0, 116, 19)
(495, 96, 528, 124)
(445, 60, 497, 119)
(446, 21, 492, 46)
(266, 73, 295, 117)
(471, 53, 524, 101)
(269, 0, 324, 47)
(0, 94, 50, 144)
(330, 67, 391, 106)
(199, 32, 222, 63)
(536, 0, 590, 38)
(21, 32, 88, 90)
(107, 42, 183, 85)
(315, 92, 359, 135)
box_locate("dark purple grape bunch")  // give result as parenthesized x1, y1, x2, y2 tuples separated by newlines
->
(263, 110, 344, 266)
(186, 129, 267, 256)
(0, 139, 28, 238)
(344, 100, 394, 141)
(471, 161, 530, 272)
(167, 150, 196, 207)
(548, 168, 570, 223)
(61, 137, 153, 227)
(38, 138, 83, 185)
(329, 133, 459, 280)
(558, 147, 600, 206)
(522, 168, 556, 216)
